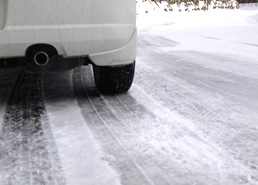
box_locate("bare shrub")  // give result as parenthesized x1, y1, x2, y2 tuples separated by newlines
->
(148, 0, 239, 10)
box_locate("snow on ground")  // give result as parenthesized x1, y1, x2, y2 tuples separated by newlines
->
(136, 1, 258, 81)
(137, 0, 239, 27)
(44, 3, 258, 185)
(43, 71, 120, 185)
(1, 2, 258, 185)
(137, 2, 258, 61)
(134, 2, 258, 185)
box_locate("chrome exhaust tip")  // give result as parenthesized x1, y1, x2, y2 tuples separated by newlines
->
(34, 51, 49, 66)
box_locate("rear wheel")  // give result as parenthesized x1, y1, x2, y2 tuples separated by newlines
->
(93, 62, 135, 94)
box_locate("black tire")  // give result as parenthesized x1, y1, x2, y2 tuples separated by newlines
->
(93, 62, 135, 94)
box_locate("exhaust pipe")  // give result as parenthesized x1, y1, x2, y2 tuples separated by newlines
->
(34, 51, 49, 66)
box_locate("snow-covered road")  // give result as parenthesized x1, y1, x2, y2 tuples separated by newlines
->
(1, 4, 258, 185)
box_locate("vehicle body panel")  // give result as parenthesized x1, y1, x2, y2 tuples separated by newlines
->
(0, 0, 136, 67)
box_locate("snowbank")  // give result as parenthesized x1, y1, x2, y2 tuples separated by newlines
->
(137, 1, 258, 28)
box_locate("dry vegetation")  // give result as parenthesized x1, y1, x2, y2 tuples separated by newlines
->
(238, 0, 258, 3)
(142, 0, 242, 11)
(149, 0, 258, 4)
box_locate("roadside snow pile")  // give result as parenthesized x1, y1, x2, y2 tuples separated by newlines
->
(243, 4, 258, 23)
(251, 13, 258, 22)
(137, 0, 239, 15)
(136, 1, 258, 28)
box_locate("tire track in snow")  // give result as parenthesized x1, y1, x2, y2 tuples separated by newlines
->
(138, 30, 258, 176)
(0, 68, 21, 130)
(97, 82, 247, 185)
(0, 70, 66, 185)
(134, 59, 258, 183)
(73, 64, 258, 184)
(72, 66, 249, 185)
(73, 66, 173, 185)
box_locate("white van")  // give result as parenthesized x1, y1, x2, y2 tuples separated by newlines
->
(0, 0, 136, 93)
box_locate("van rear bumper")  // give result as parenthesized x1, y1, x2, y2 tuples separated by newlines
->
(0, 24, 136, 66)
(89, 28, 136, 66)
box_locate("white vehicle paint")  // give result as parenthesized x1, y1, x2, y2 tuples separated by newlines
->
(0, 0, 136, 67)
(0, 0, 136, 93)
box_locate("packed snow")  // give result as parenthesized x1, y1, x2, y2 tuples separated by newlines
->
(1, 2, 258, 185)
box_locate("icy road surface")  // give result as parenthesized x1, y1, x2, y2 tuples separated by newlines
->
(1, 4, 258, 185)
